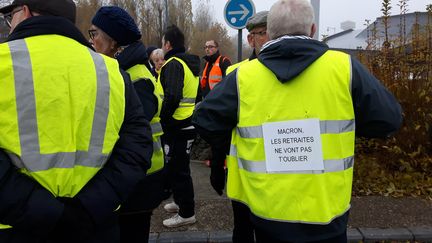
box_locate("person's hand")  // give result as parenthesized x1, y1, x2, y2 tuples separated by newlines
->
(50, 197, 95, 240)
(210, 162, 226, 196)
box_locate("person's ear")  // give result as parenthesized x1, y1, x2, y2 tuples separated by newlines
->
(22, 5, 34, 18)
(310, 24, 316, 38)
(247, 34, 255, 48)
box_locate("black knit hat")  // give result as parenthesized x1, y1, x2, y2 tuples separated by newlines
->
(0, 0, 76, 23)
(92, 6, 141, 46)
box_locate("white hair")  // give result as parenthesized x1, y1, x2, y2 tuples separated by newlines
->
(267, 0, 315, 39)
(150, 48, 164, 59)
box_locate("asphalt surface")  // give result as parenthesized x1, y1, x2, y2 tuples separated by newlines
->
(149, 160, 432, 242)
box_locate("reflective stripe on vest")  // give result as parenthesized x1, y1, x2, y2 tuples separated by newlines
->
(230, 144, 354, 174)
(8, 40, 111, 172)
(126, 64, 164, 174)
(227, 50, 355, 224)
(151, 122, 163, 134)
(236, 120, 355, 138)
(0, 36, 125, 199)
(230, 119, 355, 173)
(200, 55, 225, 90)
(159, 57, 198, 120)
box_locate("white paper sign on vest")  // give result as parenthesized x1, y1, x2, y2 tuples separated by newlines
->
(262, 119, 324, 172)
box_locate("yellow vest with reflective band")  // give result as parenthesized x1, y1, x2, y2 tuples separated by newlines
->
(0, 36, 125, 228)
(126, 64, 164, 174)
(226, 58, 250, 74)
(227, 50, 355, 224)
(158, 57, 198, 120)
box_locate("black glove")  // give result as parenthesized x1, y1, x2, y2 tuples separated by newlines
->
(210, 161, 226, 196)
(50, 197, 95, 240)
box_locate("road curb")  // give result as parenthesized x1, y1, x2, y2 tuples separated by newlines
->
(149, 227, 432, 242)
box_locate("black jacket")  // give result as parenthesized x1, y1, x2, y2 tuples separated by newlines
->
(0, 16, 152, 240)
(116, 41, 165, 212)
(159, 47, 200, 133)
(201, 51, 232, 97)
(192, 36, 403, 241)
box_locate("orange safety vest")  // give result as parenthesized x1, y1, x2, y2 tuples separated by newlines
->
(200, 55, 228, 90)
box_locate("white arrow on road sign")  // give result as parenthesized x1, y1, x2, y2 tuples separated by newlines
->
(224, 0, 255, 29)
(228, 4, 250, 21)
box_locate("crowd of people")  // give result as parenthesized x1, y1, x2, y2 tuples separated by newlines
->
(0, 0, 402, 242)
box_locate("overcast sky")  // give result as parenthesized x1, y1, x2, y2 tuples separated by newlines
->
(192, 0, 430, 39)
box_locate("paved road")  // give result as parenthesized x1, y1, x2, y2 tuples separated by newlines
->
(149, 160, 432, 242)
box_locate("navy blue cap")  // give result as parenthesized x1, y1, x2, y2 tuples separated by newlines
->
(92, 6, 141, 46)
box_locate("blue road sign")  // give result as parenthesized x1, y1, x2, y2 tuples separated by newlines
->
(224, 0, 255, 29)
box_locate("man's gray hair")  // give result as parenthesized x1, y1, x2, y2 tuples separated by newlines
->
(267, 0, 315, 39)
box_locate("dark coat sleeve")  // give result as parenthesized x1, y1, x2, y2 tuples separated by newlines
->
(133, 78, 158, 121)
(0, 149, 63, 235)
(75, 70, 153, 227)
(220, 56, 232, 77)
(159, 59, 184, 122)
(351, 57, 403, 138)
(192, 71, 238, 152)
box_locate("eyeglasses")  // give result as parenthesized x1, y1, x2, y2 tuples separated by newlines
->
(204, 45, 216, 49)
(2, 7, 23, 28)
(88, 29, 98, 40)
(250, 30, 267, 36)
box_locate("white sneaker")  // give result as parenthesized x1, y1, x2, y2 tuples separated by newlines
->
(163, 214, 196, 228)
(163, 202, 179, 213)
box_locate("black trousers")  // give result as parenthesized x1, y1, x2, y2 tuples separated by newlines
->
(162, 129, 196, 218)
(232, 200, 255, 243)
(0, 225, 120, 243)
(119, 211, 152, 243)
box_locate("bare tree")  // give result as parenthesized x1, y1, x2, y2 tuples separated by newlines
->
(381, 0, 392, 49)
(138, 0, 165, 47)
(75, 0, 103, 38)
(72, 0, 234, 57)
(168, 0, 193, 47)
(189, 0, 235, 59)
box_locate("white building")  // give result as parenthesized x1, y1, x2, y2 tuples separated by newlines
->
(324, 12, 429, 51)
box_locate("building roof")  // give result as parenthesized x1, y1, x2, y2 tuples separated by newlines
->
(324, 11, 429, 50)
(324, 29, 366, 49)
(357, 12, 429, 40)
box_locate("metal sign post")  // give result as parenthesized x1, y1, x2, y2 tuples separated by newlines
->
(237, 29, 242, 62)
(224, 0, 255, 62)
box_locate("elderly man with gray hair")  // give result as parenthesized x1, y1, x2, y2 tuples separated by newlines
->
(227, 11, 269, 73)
(193, 0, 402, 242)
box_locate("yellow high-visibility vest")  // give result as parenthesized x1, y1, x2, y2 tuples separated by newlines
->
(0, 35, 125, 228)
(126, 64, 164, 174)
(158, 57, 198, 120)
(227, 50, 355, 224)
